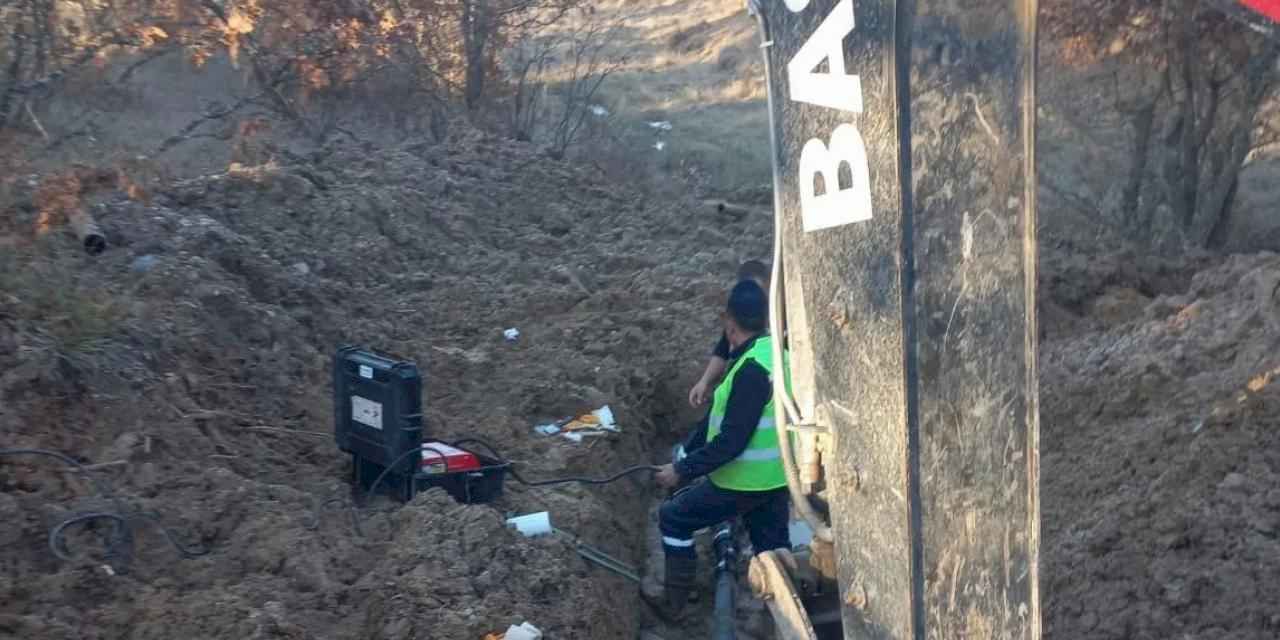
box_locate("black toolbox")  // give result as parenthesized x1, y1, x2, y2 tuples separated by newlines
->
(334, 346, 507, 504)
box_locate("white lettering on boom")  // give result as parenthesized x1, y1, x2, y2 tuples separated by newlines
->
(786, 0, 874, 232)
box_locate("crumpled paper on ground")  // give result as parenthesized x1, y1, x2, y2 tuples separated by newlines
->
(533, 405, 619, 443)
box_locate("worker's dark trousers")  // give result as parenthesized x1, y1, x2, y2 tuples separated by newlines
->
(659, 480, 791, 558)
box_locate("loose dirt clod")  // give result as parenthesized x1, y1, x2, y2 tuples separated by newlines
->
(0, 128, 771, 639)
(1042, 252, 1280, 640)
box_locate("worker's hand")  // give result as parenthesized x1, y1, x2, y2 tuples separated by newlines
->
(654, 464, 680, 489)
(688, 380, 711, 408)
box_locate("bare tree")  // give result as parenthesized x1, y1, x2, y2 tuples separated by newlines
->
(1043, 0, 1280, 249)
(506, 33, 555, 141)
(458, 0, 580, 111)
(460, 0, 495, 110)
(543, 10, 624, 159)
(0, 6, 28, 130)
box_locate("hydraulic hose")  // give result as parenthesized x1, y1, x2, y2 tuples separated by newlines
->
(747, 0, 834, 544)
(0, 448, 209, 570)
(711, 524, 738, 640)
(451, 438, 660, 487)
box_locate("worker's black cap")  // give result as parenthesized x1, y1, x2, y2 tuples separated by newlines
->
(727, 279, 767, 332)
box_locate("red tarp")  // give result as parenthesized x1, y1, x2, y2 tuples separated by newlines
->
(1240, 0, 1280, 22)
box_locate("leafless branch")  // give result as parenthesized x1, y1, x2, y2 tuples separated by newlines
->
(544, 14, 626, 158)
(24, 101, 48, 141)
(46, 120, 98, 150)
(117, 45, 177, 83)
(153, 92, 266, 155)
(1040, 173, 1105, 221)
(11, 34, 136, 97)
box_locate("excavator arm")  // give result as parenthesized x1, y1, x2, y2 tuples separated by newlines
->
(1238, 0, 1280, 23)
(750, 1, 1280, 639)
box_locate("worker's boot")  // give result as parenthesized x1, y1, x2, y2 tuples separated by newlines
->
(639, 554, 698, 624)
(663, 553, 697, 613)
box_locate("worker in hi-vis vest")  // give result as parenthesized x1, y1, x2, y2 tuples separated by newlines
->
(652, 279, 791, 613)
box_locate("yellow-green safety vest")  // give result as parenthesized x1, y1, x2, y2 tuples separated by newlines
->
(706, 334, 792, 491)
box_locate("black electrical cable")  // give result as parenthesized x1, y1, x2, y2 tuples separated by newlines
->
(0, 448, 210, 569)
(510, 464, 662, 487)
(304, 496, 349, 532)
(346, 446, 454, 538)
(128, 511, 212, 558)
(360, 447, 431, 507)
(3, 448, 132, 566)
(335, 441, 659, 536)
(450, 438, 661, 487)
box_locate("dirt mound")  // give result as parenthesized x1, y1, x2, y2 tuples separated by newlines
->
(1041, 251, 1280, 640)
(0, 128, 772, 639)
(1038, 247, 1214, 339)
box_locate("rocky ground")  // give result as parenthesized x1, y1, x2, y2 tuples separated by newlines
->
(0, 128, 771, 639)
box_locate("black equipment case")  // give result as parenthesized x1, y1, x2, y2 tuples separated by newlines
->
(333, 345, 507, 503)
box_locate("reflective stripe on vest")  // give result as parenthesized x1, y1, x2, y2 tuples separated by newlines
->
(705, 335, 791, 492)
(708, 415, 777, 431)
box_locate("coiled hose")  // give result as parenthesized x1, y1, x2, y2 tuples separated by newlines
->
(0, 448, 209, 572)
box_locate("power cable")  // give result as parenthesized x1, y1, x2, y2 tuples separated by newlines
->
(0, 448, 210, 571)
(450, 438, 660, 486)
(332, 439, 660, 536)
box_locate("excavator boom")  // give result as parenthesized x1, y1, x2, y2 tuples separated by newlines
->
(753, 0, 1039, 637)
(752, 1, 1280, 638)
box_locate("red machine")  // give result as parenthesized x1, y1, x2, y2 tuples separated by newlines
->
(420, 441, 481, 474)
(1241, 0, 1280, 22)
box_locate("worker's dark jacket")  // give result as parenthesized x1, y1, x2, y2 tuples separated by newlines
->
(675, 335, 771, 481)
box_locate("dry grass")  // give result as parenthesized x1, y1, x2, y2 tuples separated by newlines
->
(0, 243, 127, 355)
(550, 0, 773, 193)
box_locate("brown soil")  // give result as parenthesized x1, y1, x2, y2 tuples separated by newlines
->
(1041, 251, 1280, 640)
(3, 113, 1279, 640)
(0, 128, 771, 639)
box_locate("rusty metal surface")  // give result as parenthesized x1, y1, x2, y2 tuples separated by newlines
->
(756, 0, 1039, 637)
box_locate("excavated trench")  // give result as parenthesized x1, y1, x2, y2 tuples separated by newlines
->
(0, 130, 781, 639)
(629, 396, 803, 640)
(486, 382, 789, 640)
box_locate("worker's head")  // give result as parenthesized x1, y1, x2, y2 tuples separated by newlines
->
(724, 279, 767, 348)
(736, 260, 771, 292)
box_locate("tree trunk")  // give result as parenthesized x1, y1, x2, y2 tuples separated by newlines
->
(1176, 4, 1199, 231)
(1199, 43, 1280, 248)
(1197, 125, 1250, 247)
(462, 0, 491, 111)
(31, 0, 49, 78)
(1204, 173, 1239, 250)
(1122, 99, 1157, 237)
(0, 17, 27, 130)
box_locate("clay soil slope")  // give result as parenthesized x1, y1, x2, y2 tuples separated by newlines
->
(1040, 250, 1280, 640)
(0, 129, 771, 639)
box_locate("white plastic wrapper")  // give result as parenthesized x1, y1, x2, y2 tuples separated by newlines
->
(503, 622, 543, 640)
(506, 512, 552, 538)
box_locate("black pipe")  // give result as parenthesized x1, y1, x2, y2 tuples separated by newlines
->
(69, 210, 106, 255)
(711, 523, 737, 640)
